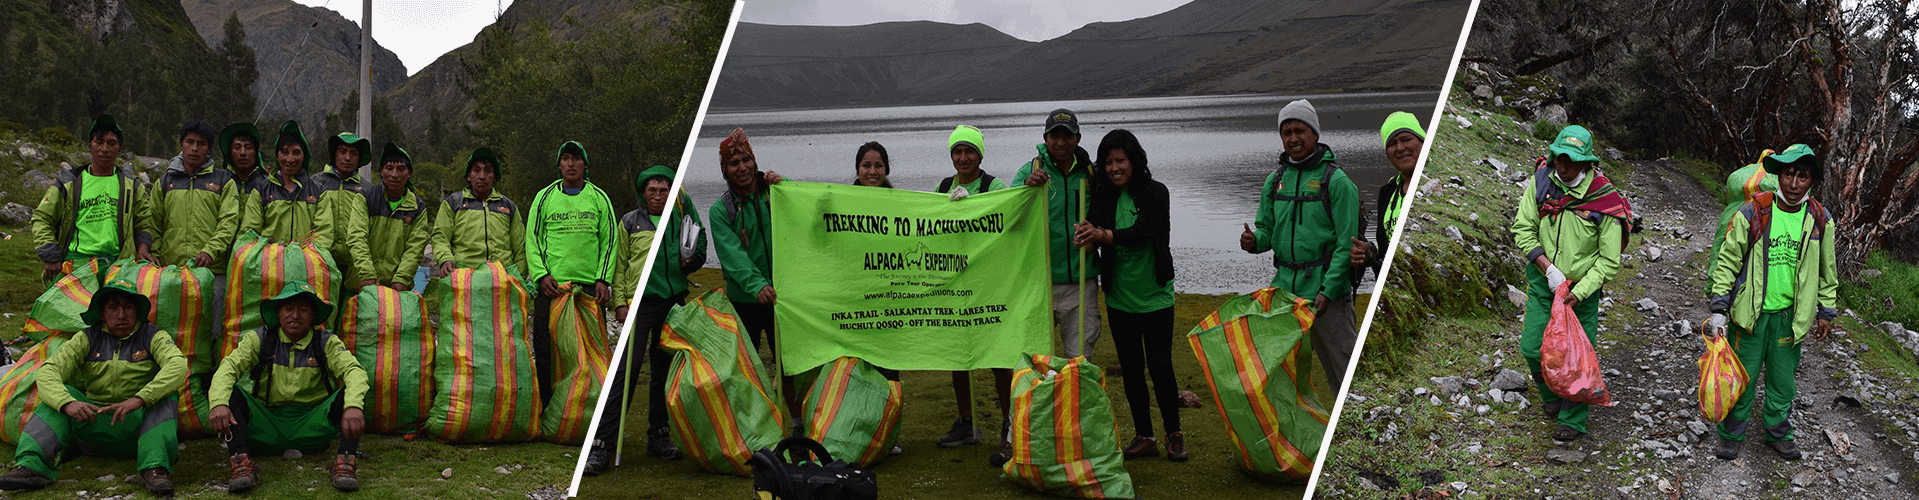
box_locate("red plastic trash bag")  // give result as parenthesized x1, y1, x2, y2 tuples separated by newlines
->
(1541, 282, 1613, 406)
(1697, 333, 1747, 422)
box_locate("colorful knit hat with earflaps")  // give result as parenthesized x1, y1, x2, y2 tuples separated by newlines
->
(81, 278, 150, 328)
(326, 132, 372, 168)
(555, 141, 591, 180)
(1378, 111, 1426, 147)
(259, 281, 334, 329)
(1762, 144, 1822, 184)
(273, 121, 311, 173)
(218, 122, 261, 169)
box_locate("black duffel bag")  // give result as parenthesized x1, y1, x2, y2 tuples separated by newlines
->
(748, 436, 877, 500)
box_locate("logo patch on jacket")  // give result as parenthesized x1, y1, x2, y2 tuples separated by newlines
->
(307, 356, 318, 366)
(206, 182, 220, 190)
(1307, 180, 1321, 191)
(132, 350, 149, 361)
(307, 196, 319, 203)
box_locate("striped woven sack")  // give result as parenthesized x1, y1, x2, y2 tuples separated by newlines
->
(424, 261, 541, 443)
(1186, 287, 1328, 483)
(1001, 354, 1137, 499)
(801, 356, 902, 467)
(0, 332, 76, 444)
(541, 284, 612, 445)
(221, 230, 339, 362)
(105, 261, 218, 378)
(175, 375, 217, 438)
(1697, 334, 1747, 422)
(340, 286, 437, 434)
(25, 260, 104, 339)
(660, 288, 787, 476)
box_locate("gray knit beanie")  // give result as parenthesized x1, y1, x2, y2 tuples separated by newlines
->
(1277, 99, 1320, 135)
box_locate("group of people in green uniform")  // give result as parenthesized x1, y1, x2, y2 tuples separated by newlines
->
(8, 114, 640, 494)
(1507, 125, 1837, 461)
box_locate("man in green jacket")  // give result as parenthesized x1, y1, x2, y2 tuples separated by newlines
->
(240, 121, 330, 245)
(209, 282, 368, 493)
(1237, 100, 1360, 387)
(1510, 125, 1632, 442)
(709, 128, 800, 421)
(0, 279, 188, 494)
(32, 114, 156, 283)
(1704, 144, 1836, 461)
(1014, 109, 1102, 360)
(585, 165, 705, 474)
(312, 133, 375, 295)
(151, 120, 244, 270)
(432, 148, 526, 275)
(1708, 150, 1780, 277)
(524, 141, 617, 403)
(220, 123, 265, 194)
(361, 143, 430, 290)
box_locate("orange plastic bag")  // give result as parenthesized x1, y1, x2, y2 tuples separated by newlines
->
(1541, 282, 1613, 406)
(1697, 334, 1747, 422)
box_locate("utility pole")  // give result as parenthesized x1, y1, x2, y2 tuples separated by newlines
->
(357, 0, 373, 142)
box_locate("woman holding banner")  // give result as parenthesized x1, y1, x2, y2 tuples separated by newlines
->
(852, 142, 894, 188)
(1074, 129, 1184, 462)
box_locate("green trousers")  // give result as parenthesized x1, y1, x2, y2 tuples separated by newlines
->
(1716, 309, 1801, 442)
(225, 385, 350, 455)
(1519, 268, 1601, 433)
(14, 386, 179, 479)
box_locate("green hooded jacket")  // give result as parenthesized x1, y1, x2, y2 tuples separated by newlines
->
(709, 184, 771, 304)
(1511, 168, 1624, 302)
(1708, 192, 1839, 342)
(1250, 145, 1360, 299)
(1012, 143, 1095, 284)
(433, 188, 526, 272)
(364, 185, 431, 288)
(150, 155, 244, 270)
(312, 165, 374, 288)
(36, 281, 187, 411)
(525, 180, 619, 286)
(648, 190, 703, 301)
(31, 164, 154, 264)
(208, 283, 368, 409)
(239, 122, 329, 245)
(616, 165, 694, 307)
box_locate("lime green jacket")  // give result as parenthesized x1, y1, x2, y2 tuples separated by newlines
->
(613, 209, 656, 309)
(150, 156, 243, 270)
(240, 172, 328, 245)
(210, 328, 367, 409)
(646, 192, 702, 301)
(1708, 163, 1777, 276)
(1512, 169, 1623, 302)
(364, 186, 431, 288)
(37, 324, 187, 410)
(1251, 145, 1360, 299)
(312, 166, 374, 287)
(31, 166, 155, 264)
(1708, 194, 1838, 341)
(709, 186, 771, 303)
(432, 189, 526, 272)
(1013, 144, 1095, 284)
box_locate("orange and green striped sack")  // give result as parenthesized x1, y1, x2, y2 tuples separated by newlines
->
(24, 260, 105, 340)
(800, 356, 902, 467)
(1185, 287, 1327, 483)
(174, 375, 218, 438)
(540, 284, 612, 445)
(1001, 353, 1135, 499)
(105, 260, 218, 376)
(424, 262, 541, 443)
(340, 286, 437, 434)
(0, 331, 76, 444)
(1697, 334, 1747, 422)
(661, 288, 787, 476)
(222, 230, 339, 362)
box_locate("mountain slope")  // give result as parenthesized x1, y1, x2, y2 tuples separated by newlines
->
(183, 0, 408, 129)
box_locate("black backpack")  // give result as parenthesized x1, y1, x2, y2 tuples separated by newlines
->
(936, 172, 997, 194)
(749, 436, 877, 500)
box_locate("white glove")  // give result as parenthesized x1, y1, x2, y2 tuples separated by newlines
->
(1544, 264, 1567, 291)
(1706, 313, 1728, 339)
(948, 186, 970, 201)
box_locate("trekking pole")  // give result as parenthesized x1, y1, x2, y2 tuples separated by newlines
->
(615, 330, 636, 466)
(1077, 178, 1089, 358)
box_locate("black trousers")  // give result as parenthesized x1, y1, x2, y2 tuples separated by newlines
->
(593, 292, 685, 445)
(1107, 306, 1181, 437)
(731, 301, 776, 356)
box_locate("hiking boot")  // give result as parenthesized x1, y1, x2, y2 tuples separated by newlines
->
(1122, 436, 1159, 460)
(989, 420, 1013, 468)
(1715, 438, 1741, 460)
(1550, 425, 1583, 443)
(1539, 399, 1562, 420)
(227, 454, 259, 493)
(1166, 432, 1188, 463)
(1766, 440, 1802, 461)
(583, 442, 612, 477)
(328, 454, 359, 492)
(141, 467, 174, 495)
(647, 427, 682, 461)
(938, 416, 979, 447)
(0, 466, 52, 491)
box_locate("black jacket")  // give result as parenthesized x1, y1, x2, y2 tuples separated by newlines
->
(1089, 169, 1175, 297)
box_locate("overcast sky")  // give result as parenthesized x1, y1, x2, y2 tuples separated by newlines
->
(295, 0, 514, 76)
(740, 0, 1192, 41)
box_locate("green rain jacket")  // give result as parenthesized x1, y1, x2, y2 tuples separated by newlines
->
(210, 328, 367, 409)
(312, 166, 374, 287)
(150, 156, 244, 270)
(1708, 192, 1839, 342)
(37, 324, 188, 411)
(1012, 143, 1095, 284)
(709, 184, 771, 304)
(241, 171, 327, 244)
(525, 180, 619, 286)
(432, 189, 526, 272)
(613, 209, 655, 310)
(1708, 161, 1777, 275)
(648, 191, 703, 301)
(1251, 145, 1359, 300)
(1512, 168, 1624, 302)
(31, 165, 154, 264)
(364, 184, 431, 288)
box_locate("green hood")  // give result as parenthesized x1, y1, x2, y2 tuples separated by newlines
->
(327, 132, 372, 167)
(273, 121, 310, 173)
(81, 278, 150, 328)
(88, 114, 123, 142)
(219, 122, 261, 170)
(467, 147, 503, 179)
(259, 281, 333, 329)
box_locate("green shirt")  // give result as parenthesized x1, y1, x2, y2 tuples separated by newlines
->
(1763, 203, 1806, 311)
(947, 175, 1008, 195)
(71, 171, 123, 259)
(1107, 191, 1174, 313)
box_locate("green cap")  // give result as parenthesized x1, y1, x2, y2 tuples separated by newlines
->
(636, 164, 674, 196)
(273, 121, 310, 172)
(556, 141, 590, 167)
(87, 114, 123, 142)
(380, 142, 412, 170)
(1378, 111, 1426, 148)
(218, 123, 261, 169)
(466, 147, 503, 178)
(260, 281, 333, 329)
(948, 125, 985, 156)
(1762, 143, 1821, 183)
(1548, 125, 1600, 163)
(327, 132, 373, 167)
(81, 278, 150, 328)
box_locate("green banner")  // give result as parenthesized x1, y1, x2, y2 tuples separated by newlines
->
(770, 181, 1052, 375)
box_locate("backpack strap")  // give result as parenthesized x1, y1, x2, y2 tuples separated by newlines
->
(937, 177, 954, 194)
(1267, 162, 1344, 270)
(251, 329, 337, 398)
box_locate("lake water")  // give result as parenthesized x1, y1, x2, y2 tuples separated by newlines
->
(685, 92, 1438, 294)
